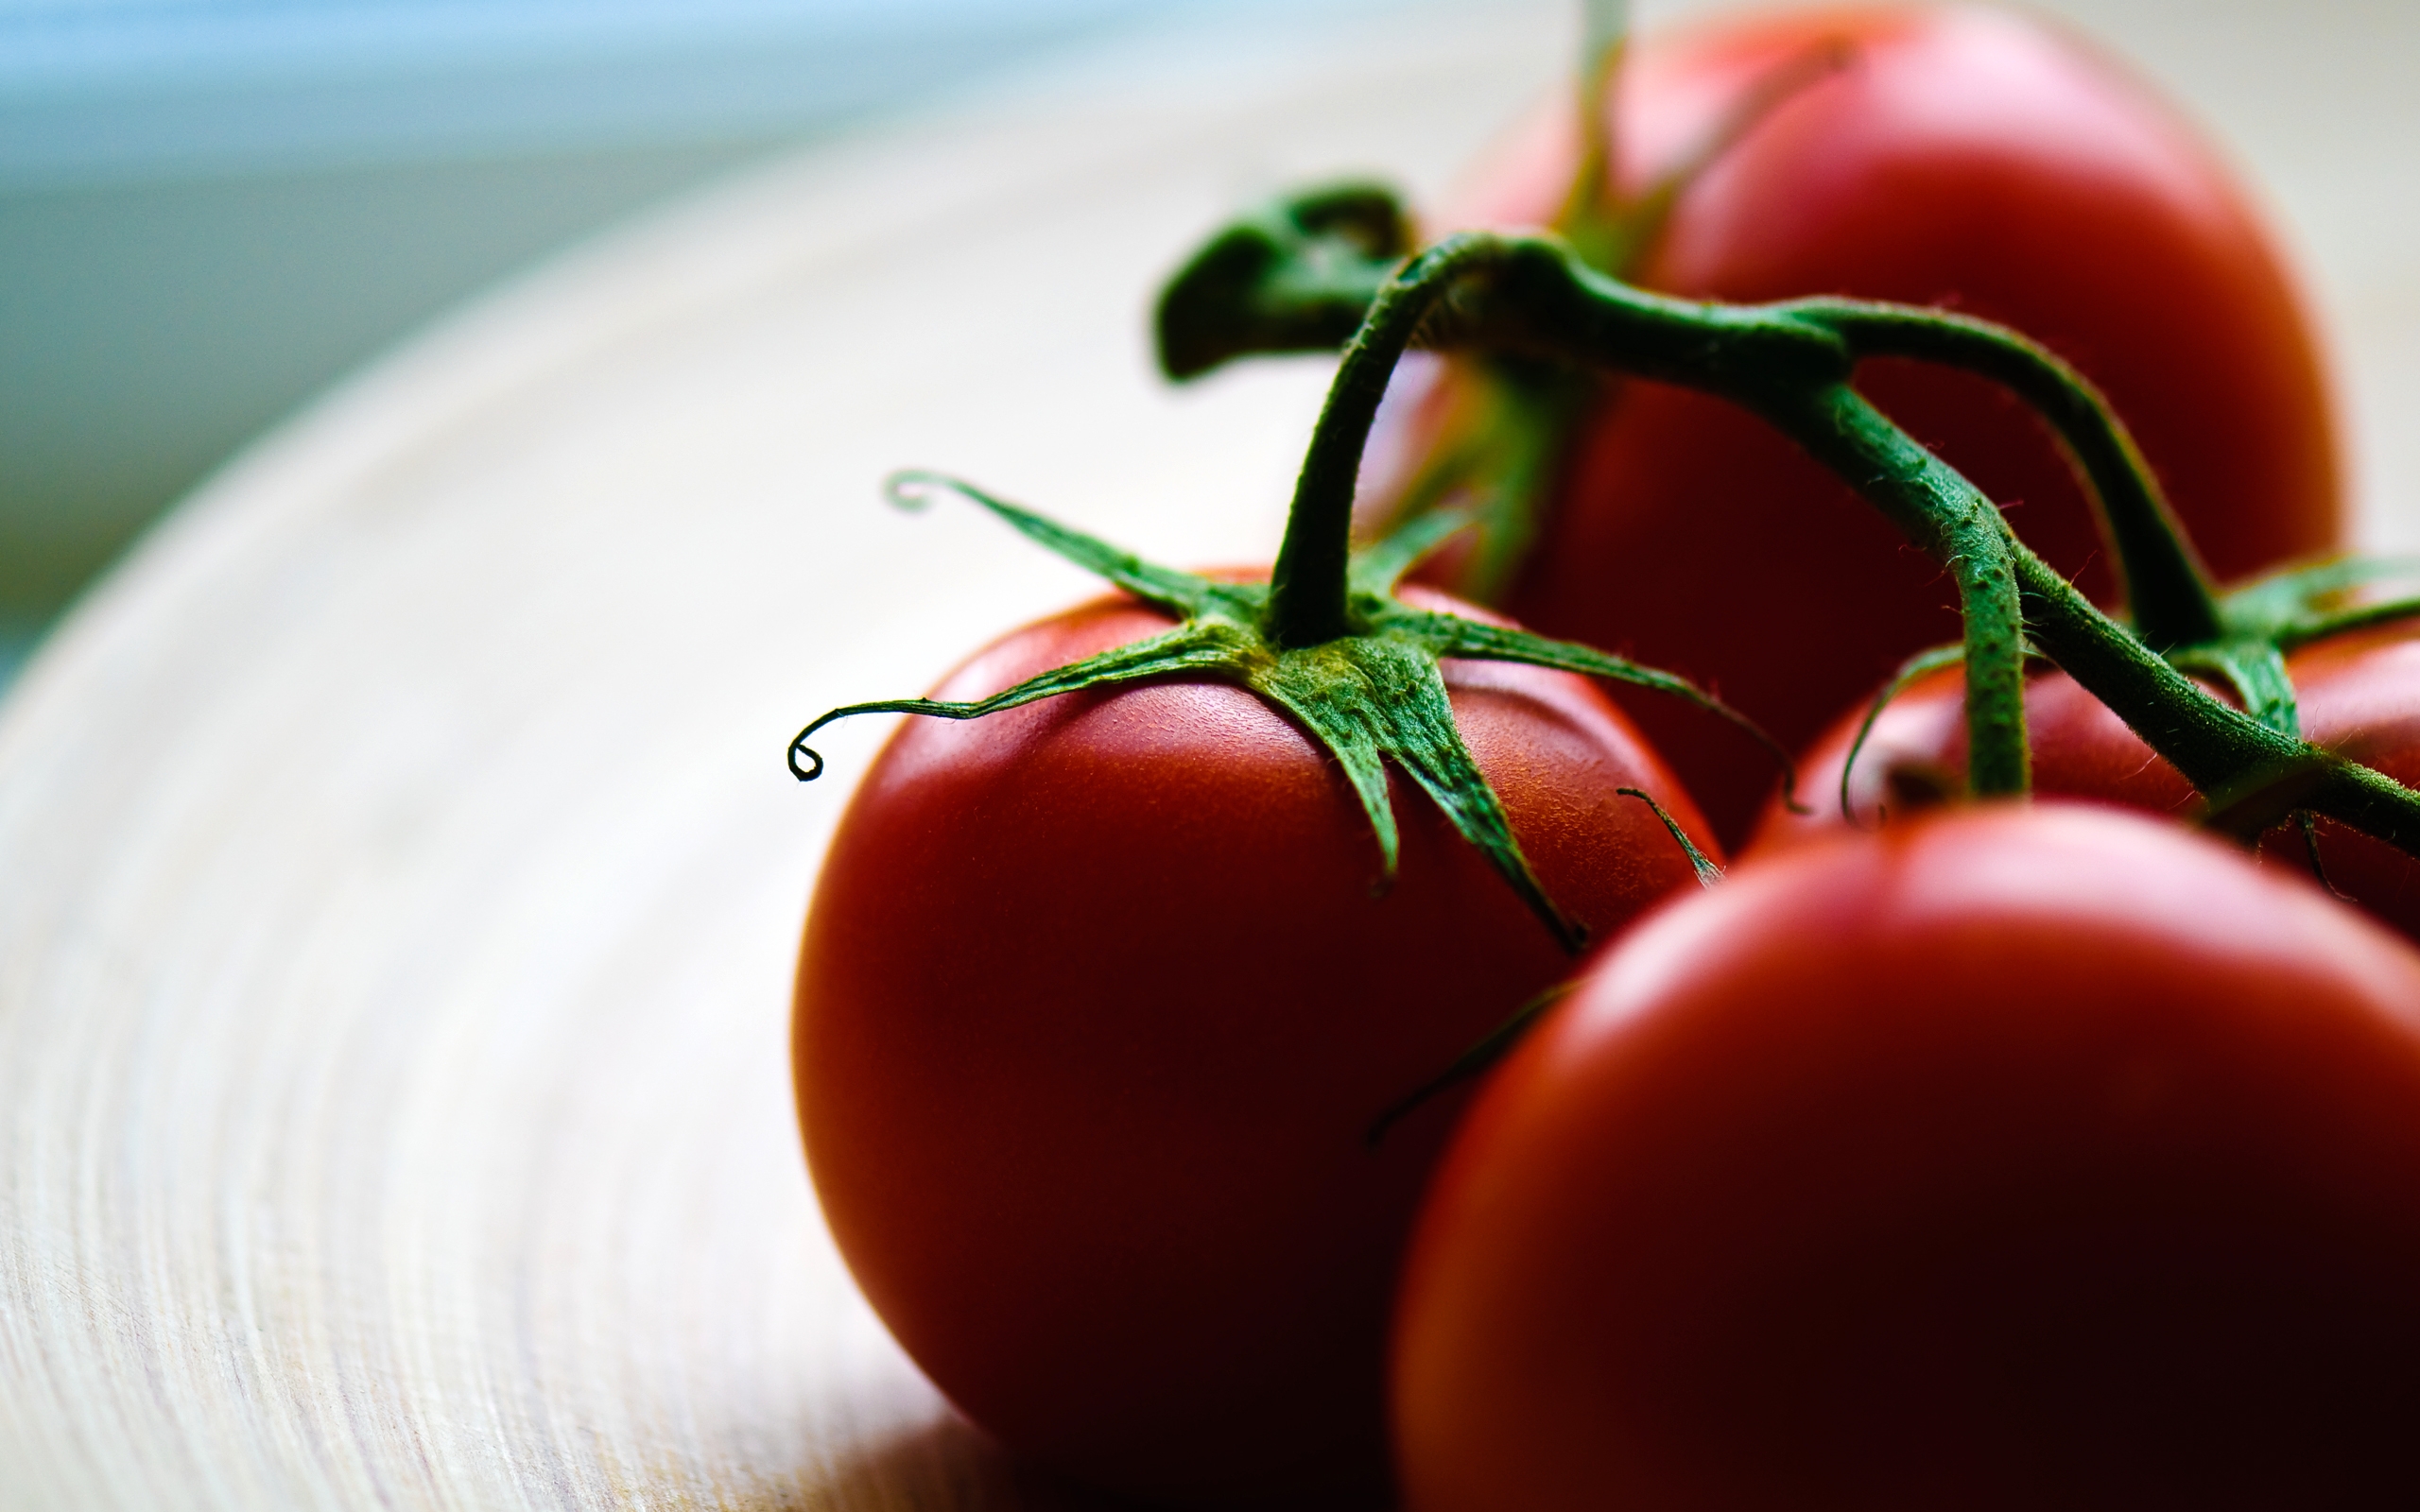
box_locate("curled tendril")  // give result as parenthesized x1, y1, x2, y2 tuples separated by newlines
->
(788, 730, 826, 782)
(884, 468, 957, 512)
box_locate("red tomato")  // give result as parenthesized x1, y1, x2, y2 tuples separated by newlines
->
(1401, 5, 2341, 842)
(1392, 803, 2420, 1512)
(1756, 622, 2420, 941)
(794, 586, 1716, 1508)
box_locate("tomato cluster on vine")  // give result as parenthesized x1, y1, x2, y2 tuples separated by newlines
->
(784, 7, 2420, 1510)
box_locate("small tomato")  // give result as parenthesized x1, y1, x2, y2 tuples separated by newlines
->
(796, 585, 1715, 1508)
(1394, 803, 2420, 1511)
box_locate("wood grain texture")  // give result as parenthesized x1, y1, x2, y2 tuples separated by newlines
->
(0, 6, 1561, 1505)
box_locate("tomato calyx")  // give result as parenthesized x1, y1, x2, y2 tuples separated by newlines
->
(787, 471, 1771, 956)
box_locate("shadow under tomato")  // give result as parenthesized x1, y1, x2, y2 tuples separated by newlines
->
(748, 1413, 1177, 1512)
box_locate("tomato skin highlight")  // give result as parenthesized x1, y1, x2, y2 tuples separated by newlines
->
(1413, 5, 2341, 841)
(1392, 804, 2420, 1512)
(794, 587, 1716, 1508)
(1757, 622, 2420, 942)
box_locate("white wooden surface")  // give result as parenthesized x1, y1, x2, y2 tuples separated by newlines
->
(1, 3, 2413, 1508)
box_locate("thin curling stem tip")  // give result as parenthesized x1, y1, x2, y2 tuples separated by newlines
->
(883, 468, 955, 510)
(788, 731, 826, 782)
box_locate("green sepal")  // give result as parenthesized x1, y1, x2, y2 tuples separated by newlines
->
(2168, 642, 2302, 739)
(2279, 595, 2420, 647)
(888, 471, 1251, 622)
(2156, 562, 2420, 854)
(1837, 642, 1969, 821)
(1374, 788, 1732, 1142)
(1556, 0, 1629, 270)
(786, 618, 1254, 781)
(1345, 507, 1480, 596)
(1366, 979, 1578, 1148)
(1371, 603, 1804, 812)
(2206, 556, 2420, 660)
(793, 476, 1764, 954)
(2150, 557, 2420, 799)
(2135, 557, 2420, 815)
(1360, 784, 1724, 1147)
(1250, 634, 1583, 952)
(2219, 556, 2420, 642)
(1616, 786, 1722, 888)
(1357, 360, 1593, 605)
(2285, 809, 2350, 899)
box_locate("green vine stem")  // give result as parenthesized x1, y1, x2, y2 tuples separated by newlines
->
(1804, 302, 2224, 650)
(1270, 236, 1510, 648)
(1154, 184, 1411, 382)
(1244, 228, 2420, 853)
(1278, 232, 2033, 798)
